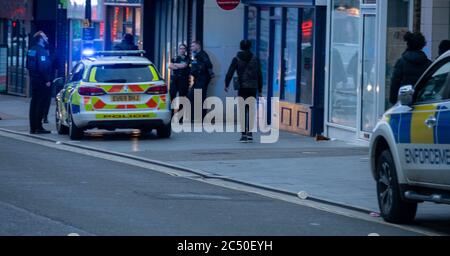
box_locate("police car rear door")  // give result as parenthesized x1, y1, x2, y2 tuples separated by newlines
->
(401, 58, 450, 185)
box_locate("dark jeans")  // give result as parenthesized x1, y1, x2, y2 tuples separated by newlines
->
(238, 88, 257, 135)
(29, 82, 48, 132)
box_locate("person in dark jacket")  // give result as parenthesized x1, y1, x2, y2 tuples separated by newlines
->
(439, 40, 450, 56)
(114, 33, 138, 51)
(390, 32, 432, 105)
(26, 31, 54, 134)
(189, 41, 213, 120)
(41, 44, 57, 124)
(169, 44, 190, 101)
(225, 40, 263, 142)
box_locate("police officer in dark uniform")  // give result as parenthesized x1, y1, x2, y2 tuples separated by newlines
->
(27, 31, 53, 134)
(189, 41, 213, 120)
(169, 44, 190, 102)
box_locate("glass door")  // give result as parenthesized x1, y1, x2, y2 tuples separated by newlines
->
(357, 7, 377, 140)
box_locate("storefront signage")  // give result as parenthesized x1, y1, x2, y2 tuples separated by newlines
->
(0, 0, 33, 20)
(241, 0, 314, 6)
(217, 0, 240, 10)
(104, 0, 142, 6)
(83, 27, 95, 41)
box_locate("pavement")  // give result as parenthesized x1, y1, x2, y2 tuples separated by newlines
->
(1, 93, 450, 224)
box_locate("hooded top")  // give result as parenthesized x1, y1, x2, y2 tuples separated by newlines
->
(390, 50, 432, 104)
(225, 50, 263, 92)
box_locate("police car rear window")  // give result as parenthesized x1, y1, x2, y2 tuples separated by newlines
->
(88, 64, 161, 83)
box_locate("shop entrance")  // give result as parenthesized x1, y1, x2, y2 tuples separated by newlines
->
(105, 5, 142, 50)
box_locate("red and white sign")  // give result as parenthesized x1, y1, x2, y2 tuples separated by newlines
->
(216, 0, 240, 11)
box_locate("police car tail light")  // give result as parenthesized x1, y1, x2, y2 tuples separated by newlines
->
(78, 87, 106, 96)
(145, 85, 167, 95)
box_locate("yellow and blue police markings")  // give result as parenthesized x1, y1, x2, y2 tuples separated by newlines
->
(388, 102, 450, 168)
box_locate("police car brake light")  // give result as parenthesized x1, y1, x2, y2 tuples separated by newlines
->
(145, 85, 167, 95)
(78, 87, 106, 96)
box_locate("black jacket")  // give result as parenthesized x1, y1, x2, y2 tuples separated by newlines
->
(225, 51, 263, 92)
(190, 50, 213, 79)
(114, 40, 138, 51)
(26, 44, 54, 85)
(171, 55, 190, 79)
(390, 50, 432, 104)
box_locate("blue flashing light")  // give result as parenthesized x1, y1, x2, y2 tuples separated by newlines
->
(82, 49, 95, 57)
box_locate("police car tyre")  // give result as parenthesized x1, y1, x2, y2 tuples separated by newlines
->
(157, 123, 171, 138)
(56, 106, 69, 135)
(376, 149, 417, 224)
(68, 109, 84, 140)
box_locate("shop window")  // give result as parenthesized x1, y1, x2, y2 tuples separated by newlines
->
(299, 8, 314, 105)
(328, 0, 360, 128)
(385, 0, 411, 110)
(284, 8, 298, 103)
(259, 7, 270, 97)
(247, 6, 258, 53)
(272, 8, 283, 99)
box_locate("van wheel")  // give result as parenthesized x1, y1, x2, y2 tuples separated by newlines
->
(376, 149, 417, 223)
(56, 106, 69, 135)
(157, 123, 171, 138)
(68, 109, 84, 140)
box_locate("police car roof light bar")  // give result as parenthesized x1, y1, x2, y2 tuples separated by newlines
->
(93, 50, 146, 57)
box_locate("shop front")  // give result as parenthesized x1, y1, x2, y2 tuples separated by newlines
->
(104, 0, 142, 50)
(0, 0, 34, 96)
(68, 0, 105, 68)
(242, 0, 327, 136)
(324, 0, 418, 142)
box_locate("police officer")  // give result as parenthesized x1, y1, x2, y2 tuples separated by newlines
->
(27, 31, 53, 134)
(189, 41, 213, 120)
(169, 44, 190, 103)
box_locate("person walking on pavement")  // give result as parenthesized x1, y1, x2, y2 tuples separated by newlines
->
(389, 32, 432, 105)
(26, 31, 54, 134)
(189, 41, 213, 120)
(225, 40, 263, 143)
(113, 33, 139, 51)
(169, 44, 191, 105)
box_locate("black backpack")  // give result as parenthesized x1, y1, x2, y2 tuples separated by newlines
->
(236, 55, 259, 89)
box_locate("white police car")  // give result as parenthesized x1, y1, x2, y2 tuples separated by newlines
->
(370, 51, 450, 223)
(54, 51, 171, 140)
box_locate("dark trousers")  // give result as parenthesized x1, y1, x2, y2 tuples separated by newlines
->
(170, 76, 190, 102)
(188, 76, 210, 120)
(238, 88, 257, 134)
(42, 85, 52, 121)
(29, 83, 48, 132)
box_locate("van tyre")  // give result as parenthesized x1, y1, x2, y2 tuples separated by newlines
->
(68, 109, 84, 140)
(157, 123, 171, 138)
(376, 149, 417, 224)
(56, 106, 69, 135)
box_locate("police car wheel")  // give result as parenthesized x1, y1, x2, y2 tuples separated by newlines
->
(68, 110, 84, 140)
(56, 107, 69, 135)
(157, 123, 171, 139)
(376, 150, 417, 224)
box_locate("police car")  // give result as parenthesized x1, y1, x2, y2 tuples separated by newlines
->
(54, 51, 171, 140)
(370, 51, 450, 223)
